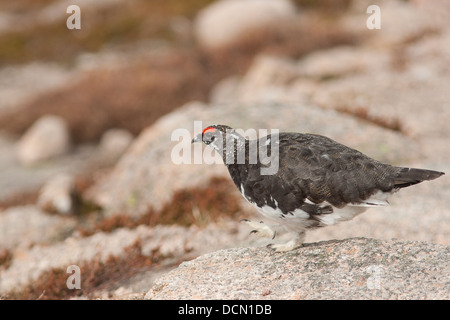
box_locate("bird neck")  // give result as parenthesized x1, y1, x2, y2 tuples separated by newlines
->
(221, 135, 249, 166)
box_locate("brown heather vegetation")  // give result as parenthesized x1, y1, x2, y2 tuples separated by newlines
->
(78, 176, 244, 236)
(334, 105, 404, 133)
(0, 248, 13, 270)
(0, 175, 243, 237)
(5, 239, 164, 300)
(0, 0, 216, 67)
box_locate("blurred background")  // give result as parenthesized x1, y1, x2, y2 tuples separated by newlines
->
(0, 0, 448, 299)
(0, 0, 361, 198)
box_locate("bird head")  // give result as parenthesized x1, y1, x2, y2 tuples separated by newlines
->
(192, 124, 245, 156)
(192, 124, 229, 148)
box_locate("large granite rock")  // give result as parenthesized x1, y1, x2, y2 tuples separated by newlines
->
(146, 237, 449, 300)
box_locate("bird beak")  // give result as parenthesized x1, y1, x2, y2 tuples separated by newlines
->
(191, 133, 202, 144)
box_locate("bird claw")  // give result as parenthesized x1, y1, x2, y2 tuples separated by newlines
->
(241, 219, 276, 239)
(266, 238, 304, 252)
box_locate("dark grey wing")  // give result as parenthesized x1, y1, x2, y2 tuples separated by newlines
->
(241, 133, 336, 215)
(268, 133, 400, 208)
(242, 164, 333, 217)
(240, 132, 444, 215)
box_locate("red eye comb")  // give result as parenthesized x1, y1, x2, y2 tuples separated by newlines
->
(202, 127, 216, 134)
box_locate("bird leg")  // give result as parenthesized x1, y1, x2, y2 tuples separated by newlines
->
(267, 232, 305, 252)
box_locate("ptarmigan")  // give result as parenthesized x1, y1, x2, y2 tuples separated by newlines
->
(192, 125, 444, 251)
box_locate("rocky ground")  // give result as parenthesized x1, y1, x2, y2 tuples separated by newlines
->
(147, 238, 449, 300)
(0, 0, 449, 300)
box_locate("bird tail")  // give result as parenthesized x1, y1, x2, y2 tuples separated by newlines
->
(394, 167, 444, 189)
